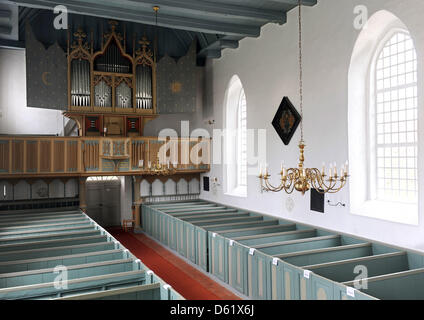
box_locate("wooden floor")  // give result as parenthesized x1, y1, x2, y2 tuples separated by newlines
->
(108, 228, 241, 300)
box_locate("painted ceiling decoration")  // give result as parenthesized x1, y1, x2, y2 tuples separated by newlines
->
(1, 0, 317, 64)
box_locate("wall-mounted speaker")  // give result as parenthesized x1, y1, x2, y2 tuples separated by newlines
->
(310, 189, 325, 213)
(203, 177, 210, 192)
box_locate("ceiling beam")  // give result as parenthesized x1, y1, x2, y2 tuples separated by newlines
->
(0, 39, 24, 49)
(0, 25, 12, 35)
(205, 49, 221, 59)
(0, 9, 12, 21)
(109, 0, 286, 24)
(268, 0, 317, 6)
(8, 0, 261, 37)
(198, 39, 240, 58)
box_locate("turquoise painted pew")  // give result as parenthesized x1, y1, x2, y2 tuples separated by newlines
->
(0, 270, 146, 300)
(208, 233, 229, 283)
(0, 213, 84, 223)
(160, 205, 227, 214)
(0, 210, 81, 220)
(171, 209, 239, 218)
(218, 223, 297, 238)
(0, 242, 116, 262)
(0, 249, 126, 274)
(0, 234, 108, 252)
(0, 208, 185, 301)
(184, 221, 197, 263)
(0, 258, 137, 289)
(161, 204, 220, 214)
(175, 218, 186, 257)
(235, 229, 317, 246)
(276, 243, 374, 267)
(304, 251, 409, 283)
(228, 241, 248, 295)
(193, 216, 263, 227)
(196, 227, 208, 271)
(0, 225, 96, 239)
(55, 283, 162, 300)
(333, 283, 378, 300)
(343, 268, 424, 300)
(179, 212, 249, 221)
(173, 218, 197, 263)
(247, 249, 271, 299)
(0, 229, 101, 245)
(167, 212, 178, 251)
(142, 200, 424, 300)
(149, 201, 206, 209)
(253, 235, 342, 256)
(204, 219, 279, 232)
(0, 217, 89, 230)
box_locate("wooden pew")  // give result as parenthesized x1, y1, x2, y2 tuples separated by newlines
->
(54, 283, 162, 300)
(303, 251, 408, 283)
(0, 249, 126, 274)
(0, 229, 101, 245)
(0, 258, 137, 289)
(0, 270, 146, 300)
(252, 235, 342, 256)
(0, 234, 108, 252)
(0, 242, 116, 262)
(234, 229, 317, 246)
(343, 267, 424, 300)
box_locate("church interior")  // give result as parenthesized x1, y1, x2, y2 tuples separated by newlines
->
(0, 0, 423, 302)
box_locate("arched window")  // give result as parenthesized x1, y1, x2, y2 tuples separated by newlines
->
(237, 90, 247, 189)
(373, 32, 418, 203)
(224, 75, 247, 197)
(348, 10, 419, 225)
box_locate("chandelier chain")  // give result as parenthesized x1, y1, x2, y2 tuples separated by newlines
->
(257, 0, 349, 196)
(298, 0, 304, 142)
(154, 6, 159, 63)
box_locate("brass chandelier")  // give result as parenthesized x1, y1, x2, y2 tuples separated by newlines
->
(139, 157, 176, 176)
(258, 0, 349, 195)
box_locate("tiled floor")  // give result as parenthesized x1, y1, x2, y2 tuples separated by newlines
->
(109, 228, 241, 300)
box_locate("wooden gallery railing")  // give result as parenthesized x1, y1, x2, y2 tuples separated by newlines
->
(0, 137, 210, 178)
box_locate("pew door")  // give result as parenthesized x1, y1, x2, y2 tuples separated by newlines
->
(86, 177, 121, 227)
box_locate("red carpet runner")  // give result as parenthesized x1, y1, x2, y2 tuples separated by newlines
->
(109, 229, 241, 300)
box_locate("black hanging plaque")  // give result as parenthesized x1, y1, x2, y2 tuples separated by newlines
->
(272, 97, 302, 146)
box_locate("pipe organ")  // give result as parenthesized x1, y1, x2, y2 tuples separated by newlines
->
(65, 21, 158, 137)
(5, 20, 211, 179)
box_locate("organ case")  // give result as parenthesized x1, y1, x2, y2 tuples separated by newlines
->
(66, 21, 157, 137)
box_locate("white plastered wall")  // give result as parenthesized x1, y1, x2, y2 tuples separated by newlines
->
(200, 0, 424, 251)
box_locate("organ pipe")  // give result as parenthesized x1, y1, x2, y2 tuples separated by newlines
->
(136, 65, 153, 110)
(71, 59, 90, 107)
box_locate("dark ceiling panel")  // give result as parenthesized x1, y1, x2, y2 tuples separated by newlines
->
(11, 0, 317, 62)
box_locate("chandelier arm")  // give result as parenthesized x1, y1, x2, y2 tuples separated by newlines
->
(283, 177, 294, 193)
(263, 177, 283, 192)
(311, 177, 329, 194)
(329, 179, 347, 194)
(309, 169, 326, 192)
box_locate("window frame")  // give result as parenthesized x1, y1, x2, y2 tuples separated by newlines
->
(236, 89, 247, 190)
(369, 28, 418, 205)
(224, 75, 247, 198)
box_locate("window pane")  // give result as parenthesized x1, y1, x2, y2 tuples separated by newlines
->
(237, 90, 247, 188)
(374, 32, 418, 204)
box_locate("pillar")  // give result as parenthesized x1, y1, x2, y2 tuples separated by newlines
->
(133, 176, 143, 230)
(79, 177, 87, 212)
